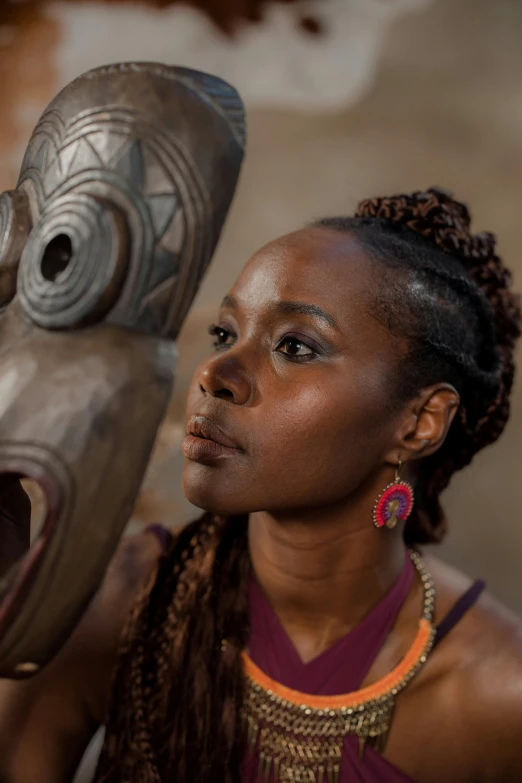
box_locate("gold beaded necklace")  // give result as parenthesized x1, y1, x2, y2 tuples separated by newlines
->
(242, 550, 436, 783)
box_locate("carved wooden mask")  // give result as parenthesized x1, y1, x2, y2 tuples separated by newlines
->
(0, 62, 245, 677)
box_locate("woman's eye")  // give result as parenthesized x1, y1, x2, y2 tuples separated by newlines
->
(209, 324, 235, 349)
(277, 337, 314, 358)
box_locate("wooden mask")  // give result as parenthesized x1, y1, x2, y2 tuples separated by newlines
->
(0, 62, 245, 677)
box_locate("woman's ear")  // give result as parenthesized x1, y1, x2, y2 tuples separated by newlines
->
(390, 384, 460, 462)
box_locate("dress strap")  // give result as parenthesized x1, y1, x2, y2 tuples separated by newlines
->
(433, 579, 486, 647)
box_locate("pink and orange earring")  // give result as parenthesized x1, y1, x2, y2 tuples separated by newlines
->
(373, 459, 414, 530)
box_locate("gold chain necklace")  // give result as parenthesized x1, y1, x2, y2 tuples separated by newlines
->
(242, 550, 435, 783)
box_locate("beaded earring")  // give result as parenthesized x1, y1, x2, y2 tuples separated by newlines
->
(373, 459, 414, 530)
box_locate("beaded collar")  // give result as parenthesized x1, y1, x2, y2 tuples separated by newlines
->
(242, 550, 435, 783)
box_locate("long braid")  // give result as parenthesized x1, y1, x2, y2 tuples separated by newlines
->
(96, 513, 250, 783)
(317, 187, 521, 543)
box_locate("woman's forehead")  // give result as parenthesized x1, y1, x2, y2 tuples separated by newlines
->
(229, 228, 375, 320)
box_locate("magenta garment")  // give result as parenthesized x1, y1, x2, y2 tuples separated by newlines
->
(243, 555, 418, 783)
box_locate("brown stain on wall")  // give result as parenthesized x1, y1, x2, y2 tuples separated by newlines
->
(0, 5, 59, 190)
(0, 0, 319, 36)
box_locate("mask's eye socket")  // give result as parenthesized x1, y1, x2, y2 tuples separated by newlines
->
(0, 191, 31, 308)
(40, 234, 73, 283)
(18, 193, 128, 330)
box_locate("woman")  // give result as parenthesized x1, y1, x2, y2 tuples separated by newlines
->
(0, 187, 521, 783)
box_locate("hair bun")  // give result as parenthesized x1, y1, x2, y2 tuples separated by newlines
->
(356, 187, 475, 257)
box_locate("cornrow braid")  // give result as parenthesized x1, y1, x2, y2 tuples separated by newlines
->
(316, 187, 521, 543)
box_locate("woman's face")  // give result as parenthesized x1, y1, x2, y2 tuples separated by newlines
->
(182, 227, 409, 515)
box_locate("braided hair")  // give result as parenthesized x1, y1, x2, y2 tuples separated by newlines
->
(95, 188, 521, 783)
(315, 187, 521, 544)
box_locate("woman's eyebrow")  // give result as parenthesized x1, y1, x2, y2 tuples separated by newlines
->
(220, 294, 238, 311)
(219, 295, 340, 333)
(275, 301, 340, 332)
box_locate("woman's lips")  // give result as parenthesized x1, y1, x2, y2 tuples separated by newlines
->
(182, 415, 242, 461)
(182, 435, 239, 461)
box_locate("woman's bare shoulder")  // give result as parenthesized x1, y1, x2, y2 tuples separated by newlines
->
(425, 554, 522, 782)
(425, 552, 522, 653)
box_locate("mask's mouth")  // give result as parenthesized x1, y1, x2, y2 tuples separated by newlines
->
(0, 458, 62, 634)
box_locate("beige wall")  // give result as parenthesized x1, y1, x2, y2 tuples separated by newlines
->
(1, 0, 521, 615)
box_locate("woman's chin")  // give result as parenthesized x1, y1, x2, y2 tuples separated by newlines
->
(182, 463, 242, 516)
(182, 466, 230, 514)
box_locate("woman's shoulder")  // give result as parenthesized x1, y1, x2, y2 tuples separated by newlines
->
(86, 526, 173, 708)
(424, 554, 522, 781)
(104, 525, 170, 601)
(426, 553, 522, 654)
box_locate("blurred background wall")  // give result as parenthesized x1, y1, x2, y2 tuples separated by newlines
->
(0, 0, 520, 608)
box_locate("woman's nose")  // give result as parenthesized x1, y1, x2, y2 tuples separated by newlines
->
(198, 355, 252, 405)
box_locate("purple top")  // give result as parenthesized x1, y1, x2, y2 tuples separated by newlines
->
(243, 554, 417, 783)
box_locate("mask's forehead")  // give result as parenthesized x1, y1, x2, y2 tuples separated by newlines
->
(14, 63, 245, 337)
(18, 63, 246, 191)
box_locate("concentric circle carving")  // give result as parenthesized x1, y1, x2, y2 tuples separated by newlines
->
(18, 193, 128, 329)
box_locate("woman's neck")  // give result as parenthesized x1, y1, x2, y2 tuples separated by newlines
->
(248, 504, 406, 663)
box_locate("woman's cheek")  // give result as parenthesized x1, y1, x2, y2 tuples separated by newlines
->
(267, 384, 348, 456)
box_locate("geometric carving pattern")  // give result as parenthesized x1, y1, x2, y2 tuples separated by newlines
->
(148, 193, 180, 241)
(17, 112, 190, 335)
(15, 62, 246, 339)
